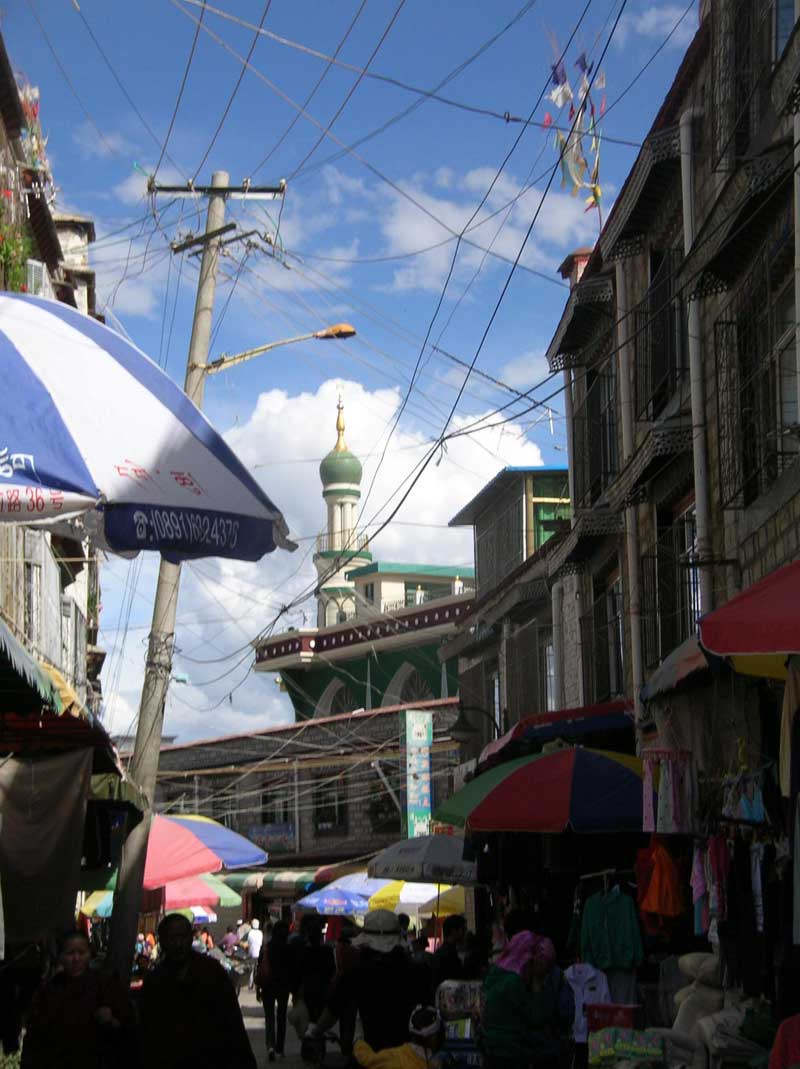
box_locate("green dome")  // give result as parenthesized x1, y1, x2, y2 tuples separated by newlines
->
(320, 448, 362, 487)
(320, 398, 362, 486)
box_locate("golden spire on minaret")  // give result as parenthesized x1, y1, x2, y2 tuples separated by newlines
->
(334, 394, 348, 452)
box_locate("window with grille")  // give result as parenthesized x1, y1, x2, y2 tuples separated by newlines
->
(261, 785, 292, 825)
(640, 505, 700, 670)
(581, 573, 625, 703)
(634, 249, 686, 421)
(23, 562, 40, 646)
(713, 0, 781, 169)
(313, 776, 348, 836)
(506, 623, 539, 723)
(538, 636, 557, 713)
(715, 209, 797, 508)
(573, 360, 619, 508)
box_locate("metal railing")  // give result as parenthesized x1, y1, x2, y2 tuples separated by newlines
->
(380, 587, 475, 613)
(315, 530, 370, 555)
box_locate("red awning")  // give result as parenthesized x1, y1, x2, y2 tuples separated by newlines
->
(479, 699, 634, 766)
(698, 561, 800, 679)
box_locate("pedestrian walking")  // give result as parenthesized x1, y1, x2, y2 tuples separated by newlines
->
(246, 918, 263, 989)
(306, 910, 431, 1053)
(354, 1004, 445, 1068)
(289, 915, 335, 1039)
(256, 920, 292, 1063)
(21, 931, 133, 1069)
(141, 913, 256, 1069)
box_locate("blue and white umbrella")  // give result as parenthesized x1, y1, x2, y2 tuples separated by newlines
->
(0, 294, 293, 562)
(295, 886, 371, 917)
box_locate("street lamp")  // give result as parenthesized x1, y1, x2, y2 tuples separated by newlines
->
(449, 704, 501, 744)
(200, 322, 357, 376)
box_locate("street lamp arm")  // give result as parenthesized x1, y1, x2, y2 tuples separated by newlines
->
(449, 703, 501, 743)
(199, 322, 357, 376)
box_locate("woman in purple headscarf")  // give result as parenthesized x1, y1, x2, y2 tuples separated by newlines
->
(481, 931, 573, 1069)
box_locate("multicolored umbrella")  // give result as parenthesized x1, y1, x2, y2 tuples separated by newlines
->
(295, 886, 370, 917)
(80, 872, 242, 917)
(0, 293, 292, 562)
(434, 747, 644, 834)
(368, 881, 453, 914)
(143, 815, 266, 887)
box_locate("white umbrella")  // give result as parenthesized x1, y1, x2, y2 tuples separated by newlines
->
(0, 294, 292, 561)
(367, 835, 477, 885)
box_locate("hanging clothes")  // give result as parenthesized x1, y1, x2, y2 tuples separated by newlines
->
(580, 887, 643, 972)
(770, 1013, 800, 1069)
(691, 844, 710, 937)
(640, 840, 684, 919)
(643, 752, 692, 834)
(565, 963, 611, 1043)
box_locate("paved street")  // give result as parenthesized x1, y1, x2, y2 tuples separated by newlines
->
(240, 987, 306, 1069)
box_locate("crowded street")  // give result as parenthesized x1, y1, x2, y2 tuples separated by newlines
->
(4, 0, 800, 1066)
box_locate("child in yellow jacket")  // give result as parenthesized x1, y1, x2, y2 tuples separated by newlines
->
(354, 1005, 444, 1069)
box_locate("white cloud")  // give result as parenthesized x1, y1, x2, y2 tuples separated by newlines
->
(500, 350, 552, 391)
(73, 122, 135, 161)
(616, 3, 697, 49)
(99, 378, 546, 742)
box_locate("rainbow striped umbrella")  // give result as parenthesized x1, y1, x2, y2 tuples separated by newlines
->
(434, 747, 644, 833)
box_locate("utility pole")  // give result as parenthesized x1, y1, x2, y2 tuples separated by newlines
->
(106, 171, 283, 979)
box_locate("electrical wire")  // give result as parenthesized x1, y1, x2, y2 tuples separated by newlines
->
(192, 0, 273, 182)
(287, 1, 407, 179)
(355, 0, 593, 533)
(168, 0, 572, 291)
(154, 0, 207, 180)
(71, 5, 187, 178)
(250, 0, 368, 177)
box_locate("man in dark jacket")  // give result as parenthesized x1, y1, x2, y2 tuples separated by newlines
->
(306, 910, 431, 1053)
(142, 913, 256, 1069)
(431, 914, 467, 992)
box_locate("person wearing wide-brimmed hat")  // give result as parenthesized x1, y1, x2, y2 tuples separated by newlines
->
(305, 910, 432, 1053)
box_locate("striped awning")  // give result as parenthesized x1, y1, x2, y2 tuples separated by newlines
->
(0, 617, 62, 714)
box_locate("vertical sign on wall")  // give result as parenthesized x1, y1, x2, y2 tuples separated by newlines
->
(405, 709, 433, 838)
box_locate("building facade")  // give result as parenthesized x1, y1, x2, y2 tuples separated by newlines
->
(255, 399, 475, 720)
(0, 33, 103, 714)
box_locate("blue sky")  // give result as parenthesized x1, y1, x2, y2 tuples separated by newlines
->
(6, 0, 696, 740)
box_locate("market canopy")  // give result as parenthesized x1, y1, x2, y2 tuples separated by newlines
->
(641, 634, 710, 701)
(0, 293, 293, 563)
(142, 815, 266, 887)
(434, 747, 644, 834)
(368, 881, 454, 915)
(367, 834, 477, 885)
(479, 700, 634, 766)
(80, 872, 241, 917)
(698, 561, 800, 679)
(295, 886, 370, 917)
(0, 617, 62, 714)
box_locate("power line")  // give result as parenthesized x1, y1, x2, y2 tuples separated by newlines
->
(168, 0, 571, 291)
(356, 0, 591, 531)
(154, 0, 207, 180)
(192, 0, 273, 182)
(71, 5, 187, 178)
(287, 1, 406, 179)
(25, 0, 125, 160)
(250, 0, 368, 177)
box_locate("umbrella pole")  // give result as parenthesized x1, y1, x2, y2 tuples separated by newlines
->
(106, 172, 229, 982)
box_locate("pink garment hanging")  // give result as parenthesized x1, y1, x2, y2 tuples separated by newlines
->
(643, 755, 656, 832)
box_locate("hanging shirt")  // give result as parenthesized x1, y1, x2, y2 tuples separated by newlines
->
(580, 888, 643, 971)
(565, 963, 611, 1043)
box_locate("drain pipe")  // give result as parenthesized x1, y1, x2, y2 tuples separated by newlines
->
(551, 578, 565, 709)
(615, 260, 645, 733)
(681, 107, 713, 614)
(563, 369, 576, 522)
